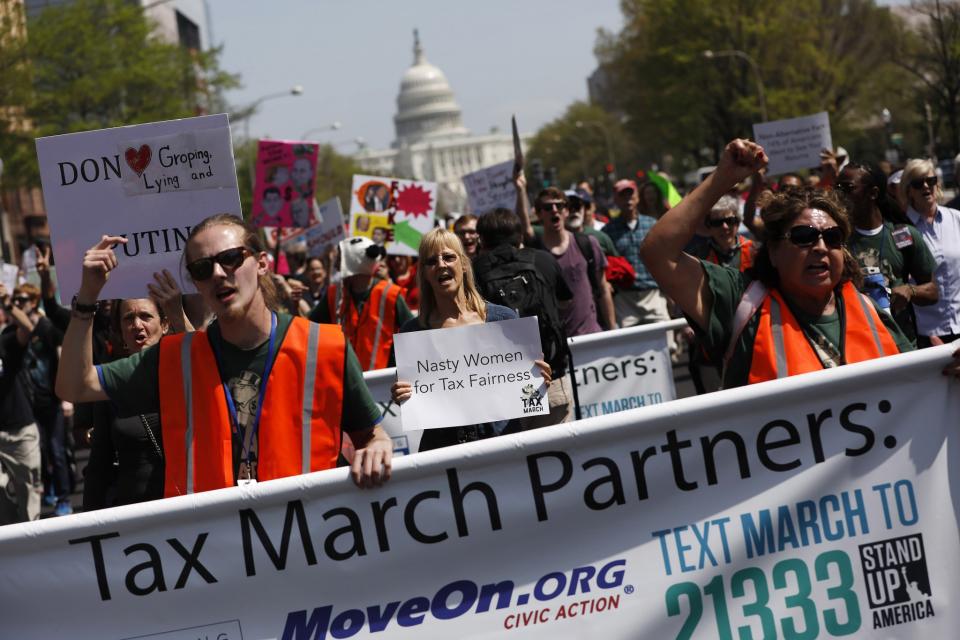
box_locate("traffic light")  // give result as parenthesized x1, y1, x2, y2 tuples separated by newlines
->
(531, 159, 544, 189)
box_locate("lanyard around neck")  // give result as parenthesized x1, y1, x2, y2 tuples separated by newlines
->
(209, 312, 278, 466)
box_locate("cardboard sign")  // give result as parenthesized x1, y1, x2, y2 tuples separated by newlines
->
(349, 174, 436, 256)
(250, 139, 320, 228)
(281, 196, 346, 259)
(0, 263, 18, 294)
(752, 111, 832, 176)
(35, 114, 240, 300)
(462, 160, 517, 215)
(394, 316, 548, 430)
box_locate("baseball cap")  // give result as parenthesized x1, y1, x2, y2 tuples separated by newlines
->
(614, 179, 637, 194)
(574, 188, 593, 204)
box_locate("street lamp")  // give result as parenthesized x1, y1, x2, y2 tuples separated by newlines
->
(575, 120, 616, 177)
(703, 49, 768, 122)
(300, 122, 342, 140)
(239, 85, 304, 142)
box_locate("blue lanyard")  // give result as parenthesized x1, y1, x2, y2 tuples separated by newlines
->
(209, 312, 277, 466)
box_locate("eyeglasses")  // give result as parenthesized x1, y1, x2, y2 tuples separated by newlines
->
(835, 181, 857, 193)
(457, 229, 479, 237)
(780, 225, 845, 249)
(706, 216, 739, 229)
(186, 247, 252, 281)
(11, 296, 30, 304)
(909, 176, 937, 190)
(536, 202, 566, 212)
(425, 252, 459, 267)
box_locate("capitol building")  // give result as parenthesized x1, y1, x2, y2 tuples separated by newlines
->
(353, 31, 525, 214)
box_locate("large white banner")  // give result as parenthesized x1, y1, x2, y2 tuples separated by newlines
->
(4, 346, 956, 639)
(35, 114, 240, 299)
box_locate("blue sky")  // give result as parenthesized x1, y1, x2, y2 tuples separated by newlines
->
(211, 0, 624, 150)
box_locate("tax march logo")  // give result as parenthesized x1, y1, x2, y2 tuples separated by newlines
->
(520, 383, 544, 414)
(858, 534, 934, 630)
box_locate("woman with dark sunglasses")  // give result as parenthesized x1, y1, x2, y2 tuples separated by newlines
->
(900, 159, 960, 347)
(693, 195, 756, 273)
(641, 139, 920, 389)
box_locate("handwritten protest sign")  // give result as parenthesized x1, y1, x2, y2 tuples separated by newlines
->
(394, 316, 547, 430)
(462, 160, 517, 215)
(281, 196, 346, 258)
(35, 114, 240, 299)
(753, 111, 832, 176)
(250, 140, 320, 228)
(349, 174, 436, 256)
(1, 263, 18, 293)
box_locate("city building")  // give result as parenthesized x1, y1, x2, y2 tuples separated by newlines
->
(354, 30, 527, 214)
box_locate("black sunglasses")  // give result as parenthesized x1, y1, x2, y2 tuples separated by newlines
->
(909, 176, 937, 190)
(706, 216, 739, 228)
(536, 201, 566, 212)
(780, 225, 845, 249)
(186, 247, 252, 281)
(11, 296, 30, 304)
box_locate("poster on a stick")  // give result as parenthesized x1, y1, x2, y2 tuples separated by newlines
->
(250, 139, 320, 229)
(35, 114, 240, 299)
(394, 316, 548, 430)
(462, 160, 517, 215)
(752, 111, 833, 176)
(281, 196, 346, 259)
(349, 174, 436, 256)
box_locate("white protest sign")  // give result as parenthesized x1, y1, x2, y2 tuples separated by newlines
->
(349, 174, 437, 256)
(282, 196, 346, 258)
(0, 263, 19, 293)
(753, 111, 832, 176)
(394, 316, 548, 430)
(569, 319, 683, 418)
(462, 159, 517, 215)
(35, 114, 240, 299)
(1, 346, 958, 639)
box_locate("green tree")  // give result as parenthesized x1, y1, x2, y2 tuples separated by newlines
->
(5, 0, 238, 185)
(526, 101, 632, 189)
(593, 0, 907, 171)
(0, 0, 34, 185)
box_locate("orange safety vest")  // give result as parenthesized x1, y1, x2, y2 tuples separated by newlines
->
(707, 238, 754, 272)
(328, 279, 399, 371)
(748, 281, 900, 384)
(158, 317, 344, 496)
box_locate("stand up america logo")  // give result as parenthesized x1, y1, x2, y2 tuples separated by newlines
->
(858, 534, 934, 630)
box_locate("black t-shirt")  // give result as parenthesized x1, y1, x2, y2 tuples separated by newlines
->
(23, 316, 62, 409)
(0, 329, 35, 431)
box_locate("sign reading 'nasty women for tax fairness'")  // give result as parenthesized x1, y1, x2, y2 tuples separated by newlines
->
(35, 114, 240, 300)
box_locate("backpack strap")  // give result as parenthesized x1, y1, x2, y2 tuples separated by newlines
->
(573, 232, 601, 300)
(723, 280, 769, 367)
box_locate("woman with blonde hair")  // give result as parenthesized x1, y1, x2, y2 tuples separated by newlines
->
(901, 158, 960, 346)
(391, 228, 551, 451)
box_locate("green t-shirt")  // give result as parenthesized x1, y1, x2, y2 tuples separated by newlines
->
(309, 279, 415, 327)
(97, 313, 382, 473)
(847, 221, 936, 344)
(693, 261, 914, 389)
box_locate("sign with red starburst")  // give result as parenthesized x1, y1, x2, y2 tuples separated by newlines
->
(349, 174, 437, 256)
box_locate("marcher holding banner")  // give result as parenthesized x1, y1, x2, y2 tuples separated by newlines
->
(56, 214, 394, 491)
(391, 228, 552, 450)
(641, 139, 938, 388)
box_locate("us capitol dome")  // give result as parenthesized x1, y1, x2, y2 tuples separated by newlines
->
(354, 29, 525, 214)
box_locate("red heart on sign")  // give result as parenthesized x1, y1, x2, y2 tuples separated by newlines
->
(124, 144, 152, 177)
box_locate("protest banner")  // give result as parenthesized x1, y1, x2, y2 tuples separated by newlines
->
(35, 114, 240, 299)
(569, 319, 684, 418)
(394, 316, 548, 430)
(462, 160, 517, 215)
(251, 140, 320, 229)
(349, 174, 436, 256)
(1, 346, 957, 639)
(753, 111, 832, 176)
(1, 262, 18, 293)
(282, 197, 347, 259)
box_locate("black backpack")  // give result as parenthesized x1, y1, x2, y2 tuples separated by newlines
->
(473, 246, 569, 376)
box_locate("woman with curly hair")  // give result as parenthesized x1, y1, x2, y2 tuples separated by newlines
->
(641, 139, 918, 389)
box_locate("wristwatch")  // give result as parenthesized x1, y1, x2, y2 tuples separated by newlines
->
(71, 295, 99, 314)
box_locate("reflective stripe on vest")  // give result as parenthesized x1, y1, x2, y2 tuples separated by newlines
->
(159, 317, 344, 495)
(747, 281, 900, 384)
(331, 279, 399, 371)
